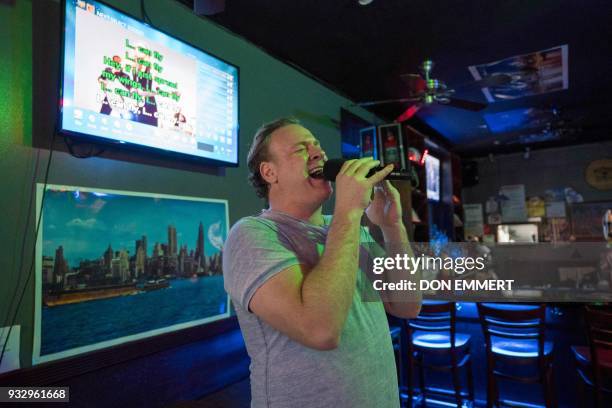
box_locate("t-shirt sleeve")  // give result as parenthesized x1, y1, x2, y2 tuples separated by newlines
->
(222, 217, 301, 312)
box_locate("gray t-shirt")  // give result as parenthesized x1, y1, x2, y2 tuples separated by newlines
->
(223, 209, 399, 408)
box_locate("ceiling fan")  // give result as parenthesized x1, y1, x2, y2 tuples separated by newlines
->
(357, 60, 509, 121)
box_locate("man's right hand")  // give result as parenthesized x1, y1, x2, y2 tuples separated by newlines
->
(333, 157, 394, 220)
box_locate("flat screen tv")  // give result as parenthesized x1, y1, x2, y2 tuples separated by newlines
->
(60, 0, 239, 165)
(425, 154, 440, 201)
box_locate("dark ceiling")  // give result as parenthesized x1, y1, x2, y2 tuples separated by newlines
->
(177, 0, 611, 157)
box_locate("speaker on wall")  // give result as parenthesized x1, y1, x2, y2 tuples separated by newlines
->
(462, 161, 479, 187)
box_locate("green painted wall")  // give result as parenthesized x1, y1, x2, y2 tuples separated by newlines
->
(0, 0, 378, 369)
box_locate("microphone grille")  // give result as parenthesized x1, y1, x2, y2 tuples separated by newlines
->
(322, 158, 346, 181)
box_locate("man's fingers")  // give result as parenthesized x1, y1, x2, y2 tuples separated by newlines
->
(339, 159, 357, 174)
(382, 180, 399, 195)
(340, 158, 367, 175)
(343, 157, 377, 176)
(368, 164, 394, 184)
(354, 159, 381, 178)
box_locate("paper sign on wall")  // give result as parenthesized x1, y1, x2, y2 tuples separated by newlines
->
(464, 203, 484, 239)
(546, 201, 566, 218)
(500, 184, 527, 222)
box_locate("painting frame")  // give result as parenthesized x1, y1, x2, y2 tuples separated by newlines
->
(34, 184, 231, 364)
(377, 122, 406, 170)
(359, 126, 378, 159)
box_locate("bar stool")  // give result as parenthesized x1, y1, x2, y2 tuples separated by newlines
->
(477, 303, 555, 408)
(571, 305, 612, 408)
(406, 300, 474, 407)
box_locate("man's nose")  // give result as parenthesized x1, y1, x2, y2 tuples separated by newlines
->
(309, 145, 326, 161)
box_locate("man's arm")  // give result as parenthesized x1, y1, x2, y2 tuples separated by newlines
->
(364, 180, 421, 318)
(249, 159, 394, 350)
(249, 212, 361, 350)
(379, 222, 422, 319)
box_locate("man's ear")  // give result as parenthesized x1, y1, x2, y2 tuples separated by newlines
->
(260, 161, 278, 185)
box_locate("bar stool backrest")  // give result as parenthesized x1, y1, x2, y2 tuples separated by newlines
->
(584, 305, 612, 396)
(408, 300, 458, 349)
(477, 303, 547, 363)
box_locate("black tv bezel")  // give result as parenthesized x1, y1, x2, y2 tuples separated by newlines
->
(58, 0, 240, 168)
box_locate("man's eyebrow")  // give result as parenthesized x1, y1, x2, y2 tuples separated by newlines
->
(291, 139, 320, 148)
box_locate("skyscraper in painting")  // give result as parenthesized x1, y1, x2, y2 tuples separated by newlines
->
(195, 221, 205, 271)
(168, 225, 177, 256)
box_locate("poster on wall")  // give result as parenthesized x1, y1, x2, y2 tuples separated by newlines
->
(526, 196, 546, 218)
(463, 203, 484, 239)
(546, 201, 566, 218)
(359, 126, 378, 159)
(468, 45, 568, 103)
(500, 184, 528, 222)
(377, 123, 406, 170)
(34, 184, 230, 364)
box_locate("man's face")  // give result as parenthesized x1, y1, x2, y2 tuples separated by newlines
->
(265, 124, 333, 203)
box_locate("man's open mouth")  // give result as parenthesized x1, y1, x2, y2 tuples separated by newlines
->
(308, 167, 324, 179)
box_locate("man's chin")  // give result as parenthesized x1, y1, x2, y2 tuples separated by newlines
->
(308, 177, 333, 196)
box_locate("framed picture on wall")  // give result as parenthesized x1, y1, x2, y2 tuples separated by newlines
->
(34, 184, 230, 364)
(359, 126, 378, 159)
(377, 123, 406, 170)
(569, 201, 612, 241)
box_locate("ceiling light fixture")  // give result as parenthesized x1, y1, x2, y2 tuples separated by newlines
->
(358, 0, 374, 5)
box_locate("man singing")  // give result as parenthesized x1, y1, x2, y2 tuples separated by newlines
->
(223, 118, 421, 407)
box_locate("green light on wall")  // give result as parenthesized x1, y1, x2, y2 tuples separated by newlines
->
(0, 0, 32, 147)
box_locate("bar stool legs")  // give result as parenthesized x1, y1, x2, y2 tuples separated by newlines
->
(485, 353, 498, 408)
(451, 355, 462, 407)
(409, 353, 474, 407)
(418, 353, 426, 407)
(466, 357, 475, 405)
(544, 366, 557, 408)
(406, 301, 474, 407)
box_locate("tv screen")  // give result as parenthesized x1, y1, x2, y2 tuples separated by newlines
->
(60, 0, 239, 165)
(425, 154, 440, 201)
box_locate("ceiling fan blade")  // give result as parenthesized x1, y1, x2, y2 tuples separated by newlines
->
(396, 104, 422, 122)
(444, 97, 487, 111)
(356, 97, 421, 107)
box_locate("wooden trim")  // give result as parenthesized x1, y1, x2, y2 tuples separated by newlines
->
(0, 317, 239, 386)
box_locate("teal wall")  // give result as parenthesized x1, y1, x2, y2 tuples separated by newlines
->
(0, 0, 378, 369)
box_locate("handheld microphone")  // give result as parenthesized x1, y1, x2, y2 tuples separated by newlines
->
(319, 158, 411, 181)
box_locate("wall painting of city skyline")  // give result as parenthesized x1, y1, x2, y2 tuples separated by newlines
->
(34, 184, 230, 364)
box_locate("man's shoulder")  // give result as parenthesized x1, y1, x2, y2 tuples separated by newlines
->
(230, 215, 276, 233)
(226, 215, 277, 244)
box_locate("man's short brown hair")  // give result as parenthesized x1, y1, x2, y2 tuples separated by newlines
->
(247, 117, 301, 198)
